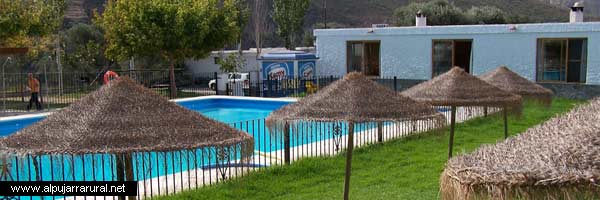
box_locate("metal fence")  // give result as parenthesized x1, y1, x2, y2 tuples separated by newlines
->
(0, 70, 216, 114)
(0, 105, 498, 199)
(1, 71, 426, 114)
(230, 75, 424, 98)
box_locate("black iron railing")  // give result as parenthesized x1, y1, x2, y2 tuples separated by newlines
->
(1, 71, 427, 114)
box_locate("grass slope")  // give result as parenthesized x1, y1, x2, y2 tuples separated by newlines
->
(155, 98, 582, 200)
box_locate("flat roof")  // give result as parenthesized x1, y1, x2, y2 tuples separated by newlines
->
(314, 22, 600, 37)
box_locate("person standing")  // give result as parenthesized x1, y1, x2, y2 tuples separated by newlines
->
(27, 73, 42, 111)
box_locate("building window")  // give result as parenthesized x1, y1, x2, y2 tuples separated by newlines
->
(537, 38, 587, 83)
(432, 40, 472, 77)
(346, 41, 380, 76)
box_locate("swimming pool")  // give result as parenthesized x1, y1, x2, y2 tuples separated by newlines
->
(0, 97, 291, 135)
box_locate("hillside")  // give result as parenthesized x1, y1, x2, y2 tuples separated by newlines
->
(65, 0, 600, 27)
(64, 0, 599, 48)
(540, 0, 600, 16)
(63, 0, 106, 27)
(304, 0, 599, 27)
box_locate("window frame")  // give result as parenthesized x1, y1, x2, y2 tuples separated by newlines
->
(431, 39, 473, 78)
(536, 37, 588, 84)
(346, 40, 381, 77)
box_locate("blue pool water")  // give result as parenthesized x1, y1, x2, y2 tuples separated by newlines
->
(0, 116, 46, 137)
(0, 98, 290, 136)
(178, 98, 288, 123)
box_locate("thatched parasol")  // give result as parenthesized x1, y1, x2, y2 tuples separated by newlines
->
(267, 72, 446, 200)
(441, 98, 600, 200)
(402, 67, 522, 158)
(480, 66, 553, 106)
(1, 77, 253, 199)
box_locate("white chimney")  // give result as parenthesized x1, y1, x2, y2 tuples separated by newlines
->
(570, 2, 584, 23)
(416, 10, 427, 27)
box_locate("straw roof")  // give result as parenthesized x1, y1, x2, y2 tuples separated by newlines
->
(1, 77, 253, 155)
(266, 72, 446, 126)
(401, 67, 522, 108)
(441, 98, 600, 199)
(480, 66, 553, 105)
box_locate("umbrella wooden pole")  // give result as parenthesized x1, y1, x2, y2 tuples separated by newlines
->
(448, 106, 456, 159)
(116, 154, 126, 200)
(116, 153, 135, 200)
(484, 106, 488, 117)
(284, 123, 291, 165)
(343, 122, 355, 200)
(32, 155, 41, 181)
(503, 107, 508, 139)
(377, 121, 383, 143)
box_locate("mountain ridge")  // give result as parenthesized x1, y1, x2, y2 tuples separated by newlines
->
(63, 0, 600, 49)
(64, 0, 600, 28)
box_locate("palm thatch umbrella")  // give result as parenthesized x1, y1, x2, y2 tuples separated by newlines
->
(0, 77, 253, 199)
(402, 67, 522, 158)
(266, 72, 446, 200)
(441, 98, 600, 200)
(480, 66, 553, 106)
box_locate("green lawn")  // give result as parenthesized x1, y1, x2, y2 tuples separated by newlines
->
(158, 99, 581, 200)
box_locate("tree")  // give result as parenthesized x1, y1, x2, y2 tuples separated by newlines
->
(98, 0, 241, 98)
(505, 14, 531, 24)
(234, 0, 250, 54)
(467, 6, 507, 24)
(302, 30, 315, 47)
(60, 24, 106, 73)
(393, 0, 530, 26)
(394, 0, 470, 26)
(251, 0, 270, 61)
(218, 53, 246, 74)
(0, 0, 66, 47)
(303, 22, 346, 47)
(272, 0, 310, 50)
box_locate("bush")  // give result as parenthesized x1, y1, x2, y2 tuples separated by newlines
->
(393, 0, 530, 26)
(394, 0, 470, 26)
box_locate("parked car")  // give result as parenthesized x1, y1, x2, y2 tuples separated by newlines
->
(208, 73, 250, 91)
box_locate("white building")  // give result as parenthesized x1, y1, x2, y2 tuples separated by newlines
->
(313, 3, 600, 85)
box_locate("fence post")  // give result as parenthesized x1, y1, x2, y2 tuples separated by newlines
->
(267, 76, 272, 97)
(260, 78, 264, 97)
(329, 75, 333, 85)
(393, 76, 398, 91)
(44, 64, 49, 110)
(226, 83, 229, 96)
(248, 72, 252, 97)
(214, 72, 218, 95)
(377, 122, 383, 143)
(21, 84, 24, 102)
(39, 74, 44, 106)
(284, 122, 291, 165)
